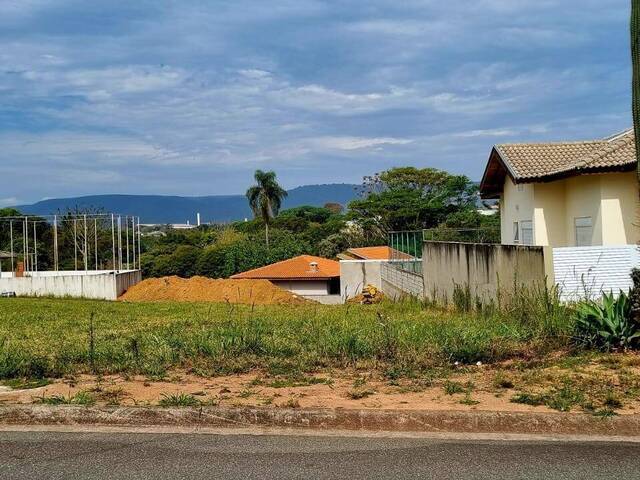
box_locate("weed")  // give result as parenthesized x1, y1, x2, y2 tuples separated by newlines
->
(443, 381, 465, 395)
(34, 391, 95, 406)
(459, 392, 480, 406)
(603, 392, 623, 409)
(492, 372, 514, 390)
(158, 393, 199, 407)
(238, 389, 255, 399)
(511, 392, 546, 407)
(347, 389, 375, 400)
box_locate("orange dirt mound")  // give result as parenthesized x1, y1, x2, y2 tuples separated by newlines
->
(119, 276, 308, 305)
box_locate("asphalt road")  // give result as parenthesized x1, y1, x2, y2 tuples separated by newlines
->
(0, 431, 638, 479)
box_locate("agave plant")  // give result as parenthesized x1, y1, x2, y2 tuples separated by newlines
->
(575, 291, 640, 351)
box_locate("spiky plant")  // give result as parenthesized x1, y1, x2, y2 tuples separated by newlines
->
(632, 0, 640, 175)
(246, 170, 288, 248)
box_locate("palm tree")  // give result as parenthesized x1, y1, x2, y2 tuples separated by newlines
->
(633, 0, 640, 177)
(246, 170, 288, 248)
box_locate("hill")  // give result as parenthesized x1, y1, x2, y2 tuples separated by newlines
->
(16, 184, 359, 224)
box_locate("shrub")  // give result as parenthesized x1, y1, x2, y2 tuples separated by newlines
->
(575, 291, 639, 351)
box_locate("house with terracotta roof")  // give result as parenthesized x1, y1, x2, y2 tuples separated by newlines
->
(231, 255, 340, 299)
(479, 129, 639, 248)
(337, 246, 412, 261)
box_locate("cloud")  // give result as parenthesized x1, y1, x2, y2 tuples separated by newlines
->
(0, 0, 631, 201)
(306, 136, 413, 151)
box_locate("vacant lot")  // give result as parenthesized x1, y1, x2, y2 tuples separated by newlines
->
(0, 297, 638, 415)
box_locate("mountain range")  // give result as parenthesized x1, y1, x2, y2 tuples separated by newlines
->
(16, 184, 360, 224)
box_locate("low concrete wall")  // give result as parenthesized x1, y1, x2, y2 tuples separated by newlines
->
(302, 294, 343, 305)
(381, 262, 424, 300)
(0, 270, 142, 301)
(339, 260, 385, 300)
(422, 242, 547, 304)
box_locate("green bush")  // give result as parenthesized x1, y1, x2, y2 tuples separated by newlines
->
(575, 291, 639, 351)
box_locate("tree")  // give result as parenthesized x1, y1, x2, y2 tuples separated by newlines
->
(246, 170, 288, 248)
(633, 0, 640, 177)
(348, 167, 477, 235)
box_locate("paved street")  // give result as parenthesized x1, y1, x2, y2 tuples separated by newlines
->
(0, 430, 638, 479)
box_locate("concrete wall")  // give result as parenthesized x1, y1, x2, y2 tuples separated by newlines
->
(339, 260, 385, 300)
(271, 280, 330, 296)
(381, 262, 424, 300)
(422, 242, 547, 303)
(501, 171, 640, 248)
(302, 294, 343, 305)
(0, 270, 142, 301)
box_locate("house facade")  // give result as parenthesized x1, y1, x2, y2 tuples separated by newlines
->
(480, 129, 639, 248)
(231, 255, 340, 297)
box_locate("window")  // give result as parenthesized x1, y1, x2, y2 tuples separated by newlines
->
(513, 222, 519, 244)
(520, 221, 533, 246)
(575, 217, 593, 247)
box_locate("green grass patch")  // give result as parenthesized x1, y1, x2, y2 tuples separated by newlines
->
(0, 297, 575, 381)
(158, 393, 200, 407)
(2, 378, 51, 390)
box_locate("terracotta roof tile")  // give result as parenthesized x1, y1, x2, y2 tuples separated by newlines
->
(495, 129, 635, 181)
(345, 246, 412, 260)
(231, 255, 339, 280)
(481, 129, 637, 198)
(346, 247, 393, 260)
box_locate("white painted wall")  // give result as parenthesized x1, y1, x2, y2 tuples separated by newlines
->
(552, 245, 639, 301)
(339, 260, 385, 300)
(0, 270, 142, 300)
(271, 280, 330, 296)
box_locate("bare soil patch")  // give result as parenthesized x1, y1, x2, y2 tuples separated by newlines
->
(119, 276, 307, 305)
(2, 355, 639, 416)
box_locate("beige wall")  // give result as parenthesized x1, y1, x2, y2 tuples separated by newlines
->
(501, 171, 639, 248)
(422, 242, 547, 304)
(500, 177, 534, 244)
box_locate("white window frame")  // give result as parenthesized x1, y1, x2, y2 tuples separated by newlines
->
(513, 222, 519, 244)
(520, 220, 534, 246)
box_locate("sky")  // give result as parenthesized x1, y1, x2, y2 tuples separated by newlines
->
(0, 0, 632, 205)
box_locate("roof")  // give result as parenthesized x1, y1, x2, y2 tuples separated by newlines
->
(231, 255, 340, 280)
(346, 246, 393, 260)
(340, 246, 411, 261)
(480, 129, 637, 198)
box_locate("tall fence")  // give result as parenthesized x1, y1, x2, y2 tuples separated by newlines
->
(388, 230, 423, 275)
(0, 213, 142, 275)
(423, 227, 501, 244)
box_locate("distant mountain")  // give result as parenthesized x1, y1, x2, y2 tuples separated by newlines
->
(16, 184, 360, 224)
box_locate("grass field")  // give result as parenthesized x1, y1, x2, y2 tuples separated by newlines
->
(0, 295, 572, 380)
(2, 297, 640, 415)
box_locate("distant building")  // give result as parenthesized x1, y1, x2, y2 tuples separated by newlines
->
(231, 255, 340, 298)
(338, 246, 412, 261)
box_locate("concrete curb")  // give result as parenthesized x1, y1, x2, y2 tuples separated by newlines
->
(0, 405, 639, 437)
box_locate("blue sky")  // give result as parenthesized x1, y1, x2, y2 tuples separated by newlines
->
(0, 0, 631, 205)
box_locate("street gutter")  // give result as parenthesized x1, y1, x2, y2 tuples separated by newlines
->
(0, 405, 639, 439)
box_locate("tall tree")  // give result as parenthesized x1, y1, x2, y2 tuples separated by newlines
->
(246, 170, 288, 248)
(633, 0, 640, 177)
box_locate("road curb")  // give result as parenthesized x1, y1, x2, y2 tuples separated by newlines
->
(0, 405, 639, 436)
